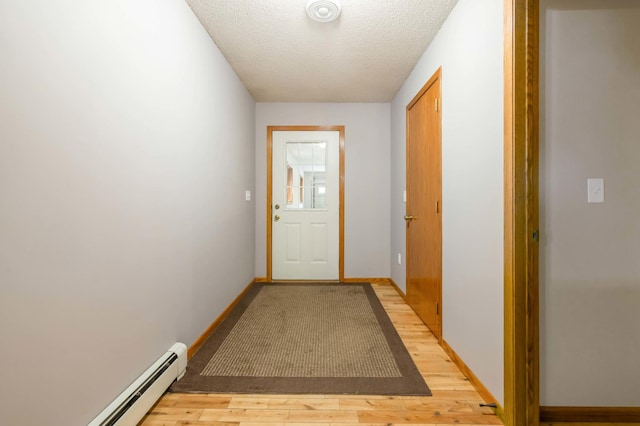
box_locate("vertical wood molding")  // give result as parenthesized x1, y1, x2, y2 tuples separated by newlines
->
(266, 128, 274, 282)
(504, 1, 540, 426)
(338, 127, 345, 282)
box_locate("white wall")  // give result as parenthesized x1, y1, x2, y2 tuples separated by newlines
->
(390, 0, 504, 404)
(255, 103, 391, 278)
(0, 1, 255, 424)
(540, 0, 640, 406)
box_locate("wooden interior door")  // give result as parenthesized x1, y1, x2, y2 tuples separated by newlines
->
(406, 68, 442, 340)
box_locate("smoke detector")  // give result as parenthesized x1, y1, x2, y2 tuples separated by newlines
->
(306, 0, 342, 23)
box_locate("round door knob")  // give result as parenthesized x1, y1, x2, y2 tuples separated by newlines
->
(274, 215, 280, 222)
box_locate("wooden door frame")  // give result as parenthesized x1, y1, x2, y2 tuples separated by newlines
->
(266, 125, 345, 282)
(504, 1, 539, 425)
(405, 67, 443, 342)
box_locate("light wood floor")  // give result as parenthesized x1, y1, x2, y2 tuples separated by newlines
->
(139, 282, 502, 426)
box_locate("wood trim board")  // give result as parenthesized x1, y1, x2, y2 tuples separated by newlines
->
(441, 339, 505, 422)
(342, 277, 391, 285)
(540, 406, 640, 423)
(388, 278, 406, 301)
(187, 279, 257, 359)
(541, 423, 640, 426)
(338, 128, 345, 282)
(504, 0, 540, 425)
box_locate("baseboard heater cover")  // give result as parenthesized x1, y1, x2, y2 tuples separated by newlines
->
(88, 342, 187, 426)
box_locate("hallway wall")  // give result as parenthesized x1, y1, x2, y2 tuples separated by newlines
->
(389, 0, 504, 404)
(255, 103, 391, 279)
(540, 0, 640, 406)
(0, 0, 255, 424)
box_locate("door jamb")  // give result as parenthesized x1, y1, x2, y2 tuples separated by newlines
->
(504, 1, 539, 425)
(266, 125, 345, 282)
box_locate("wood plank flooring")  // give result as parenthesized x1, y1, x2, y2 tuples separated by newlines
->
(139, 282, 502, 426)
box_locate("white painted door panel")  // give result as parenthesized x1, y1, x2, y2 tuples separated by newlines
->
(272, 130, 339, 280)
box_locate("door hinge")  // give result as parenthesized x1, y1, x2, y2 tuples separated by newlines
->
(435, 98, 439, 112)
(435, 200, 439, 213)
(436, 302, 440, 315)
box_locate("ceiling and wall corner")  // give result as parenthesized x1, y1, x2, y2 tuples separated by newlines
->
(185, 0, 459, 102)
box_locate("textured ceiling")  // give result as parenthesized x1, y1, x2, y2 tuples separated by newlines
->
(186, 0, 458, 102)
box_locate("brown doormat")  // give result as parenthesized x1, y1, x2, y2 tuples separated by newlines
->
(170, 282, 430, 395)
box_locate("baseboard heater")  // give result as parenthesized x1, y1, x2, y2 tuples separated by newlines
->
(88, 342, 187, 426)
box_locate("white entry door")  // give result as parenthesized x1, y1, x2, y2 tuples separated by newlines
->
(272, 130, 340, 280)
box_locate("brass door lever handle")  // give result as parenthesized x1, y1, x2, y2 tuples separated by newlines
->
(404, 215, 418, 221)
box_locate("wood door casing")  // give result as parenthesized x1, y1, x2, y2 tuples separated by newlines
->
(406, 68, 442, 340)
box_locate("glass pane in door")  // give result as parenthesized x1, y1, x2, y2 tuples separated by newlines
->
(285, 141, 327, 210)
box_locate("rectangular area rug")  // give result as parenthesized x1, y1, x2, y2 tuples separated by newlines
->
(170, 282, 431, 395)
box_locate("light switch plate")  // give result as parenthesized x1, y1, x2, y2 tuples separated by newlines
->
(245, 190, 251, 201)
(587, 178, 604, 203)
(403, 190, 407, 203)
